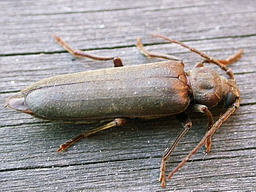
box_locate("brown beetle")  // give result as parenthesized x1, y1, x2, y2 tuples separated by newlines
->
(6, 34, 243, 187)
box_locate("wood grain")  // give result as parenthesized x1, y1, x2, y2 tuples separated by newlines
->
(0, 0, 255, 191)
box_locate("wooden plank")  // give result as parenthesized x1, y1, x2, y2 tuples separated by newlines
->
(0, 0, 255, 55)
(0, 0, 255, 191)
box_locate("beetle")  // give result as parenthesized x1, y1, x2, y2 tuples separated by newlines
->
(6, 34, 243, 187)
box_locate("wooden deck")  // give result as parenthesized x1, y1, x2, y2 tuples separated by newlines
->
(0, 0, 255, 191)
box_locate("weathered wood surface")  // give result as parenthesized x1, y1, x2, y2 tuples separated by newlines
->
(0, 0, 255, 191)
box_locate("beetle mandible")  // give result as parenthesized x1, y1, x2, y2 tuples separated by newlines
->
(6, 34, 243, 187)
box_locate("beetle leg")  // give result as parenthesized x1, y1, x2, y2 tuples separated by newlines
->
(159, 113, 192, 187)
(136, 37, 180, 61)
(202, 49, 243, 67)
(193, 104, 214, 153)
(57, 118, 126, 152)
(167, 98, 240, 181)
(54, 35, 123, 67)
(217, 49, 243, 66)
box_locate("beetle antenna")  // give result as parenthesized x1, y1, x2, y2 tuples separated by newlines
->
(151, 34, 236, 79)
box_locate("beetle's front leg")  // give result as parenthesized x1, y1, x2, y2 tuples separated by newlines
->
(217, 49, 243, 66)
(159, 113, 192, 187)
(167, 98, 240, 181)
(54, 35, 123, 67)
(193, 104, 214, 153)
(57, 118, 126, 152)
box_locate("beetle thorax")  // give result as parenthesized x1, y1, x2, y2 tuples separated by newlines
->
(187, 66, 231, 108)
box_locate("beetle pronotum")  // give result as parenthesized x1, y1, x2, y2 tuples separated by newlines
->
(6, 34, 243, 187)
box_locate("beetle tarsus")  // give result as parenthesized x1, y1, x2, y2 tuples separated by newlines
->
(57, 134, 84, 152)
(57, 118, 126, 152)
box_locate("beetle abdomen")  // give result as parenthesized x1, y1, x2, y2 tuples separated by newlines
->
(23, 61, 190, 120)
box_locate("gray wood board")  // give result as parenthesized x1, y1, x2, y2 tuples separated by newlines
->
(0, 0, 255, 191)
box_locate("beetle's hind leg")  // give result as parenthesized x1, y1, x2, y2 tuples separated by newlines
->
(136, 38, 180, 61)
(54, 35, 123, 67)
(57, 118, 126, 152)
(159, 113, 192, 187)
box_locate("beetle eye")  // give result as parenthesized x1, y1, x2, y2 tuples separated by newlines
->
(225, 92, 235, 107)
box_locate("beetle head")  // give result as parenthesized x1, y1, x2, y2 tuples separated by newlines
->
(188, 64, 239, 108)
